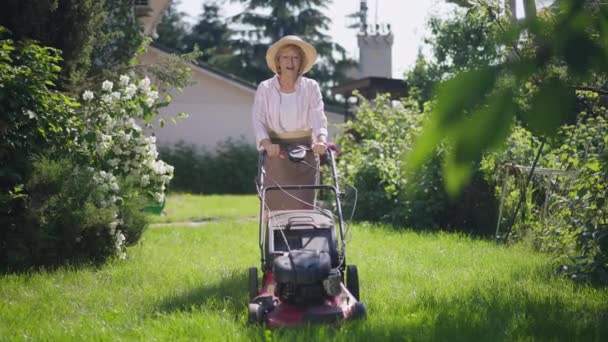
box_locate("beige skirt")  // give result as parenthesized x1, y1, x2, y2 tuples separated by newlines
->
(264, 129, 318, 211)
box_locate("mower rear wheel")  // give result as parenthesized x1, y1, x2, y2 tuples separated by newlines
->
(346, 265, 359, 300)
(248, 267, 258, 301)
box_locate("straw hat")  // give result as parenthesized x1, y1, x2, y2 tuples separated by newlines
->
(265, 35, 317, 75)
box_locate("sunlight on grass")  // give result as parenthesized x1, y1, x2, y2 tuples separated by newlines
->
(1, 221, 607, 340)
(148, 193, 259, 223)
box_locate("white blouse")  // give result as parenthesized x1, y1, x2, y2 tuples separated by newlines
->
(251, 75, 328, 149)
(279, 92, 298, 131)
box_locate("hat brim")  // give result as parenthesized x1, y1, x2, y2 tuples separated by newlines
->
(266, 36, 317, 75)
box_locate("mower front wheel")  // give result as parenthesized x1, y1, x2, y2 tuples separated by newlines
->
(346, 265, 359, 300)
(248, 267, 258, 301)
(248, 303, 265, 324)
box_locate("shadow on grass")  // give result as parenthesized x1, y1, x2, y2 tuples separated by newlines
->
(265, 286, 608, 342)
(155, 269, 248, 319)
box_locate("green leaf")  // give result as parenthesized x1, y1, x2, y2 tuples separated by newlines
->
(405, 67, 498, 171)
(586, 161, 600, 172)
(434, 67, 498, 130)
(444, 90, 516, 195)
(522, 78, 575, 137)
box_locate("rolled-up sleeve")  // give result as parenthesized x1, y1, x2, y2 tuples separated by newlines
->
(310, 80, 328, 140)
(252, 84, 269, 150)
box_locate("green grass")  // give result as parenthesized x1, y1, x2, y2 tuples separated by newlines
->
(148, 193, 259, 223)
(2, 195, 608, 341)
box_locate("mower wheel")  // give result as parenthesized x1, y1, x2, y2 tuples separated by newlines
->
(248, 303, 265, 324)
(351, 301, 367, 319)
(346, 265, 359, 300)
(248, 267, 258, 301)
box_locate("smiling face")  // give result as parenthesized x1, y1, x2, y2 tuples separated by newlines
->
(276, 45, 305, 77)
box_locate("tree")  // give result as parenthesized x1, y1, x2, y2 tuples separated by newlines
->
(229, 0, 354, 96)
(155, 0, 189, 52)
(184, 2, 234, 65)
(89, 0, 146, 81)
(407, 0, 607, 193)
(405, 2, 506, 108)
(0, 0, 104, 89)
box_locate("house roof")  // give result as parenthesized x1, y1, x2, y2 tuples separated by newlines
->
(331, 76, 409, 100)
(150, 43, 345, 115)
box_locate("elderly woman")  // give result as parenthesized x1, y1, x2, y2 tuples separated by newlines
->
(252, 35, 328, 211)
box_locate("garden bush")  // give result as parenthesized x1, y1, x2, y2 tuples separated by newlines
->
(1, 157, 130, 270)
(336, 93, 497, 234)
(0, 27, 183, 270)
(159, 137, 258, 194)
(480, 91, 608, 283)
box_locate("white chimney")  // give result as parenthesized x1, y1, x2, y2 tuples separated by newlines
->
(347, 0, 394, 79)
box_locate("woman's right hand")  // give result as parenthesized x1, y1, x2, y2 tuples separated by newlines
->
(261, 139, 280, 157)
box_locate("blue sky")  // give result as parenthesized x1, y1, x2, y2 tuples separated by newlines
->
(176, 0, 539, 78)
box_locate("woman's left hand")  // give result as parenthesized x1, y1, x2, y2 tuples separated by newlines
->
(312, 142, 327, 156)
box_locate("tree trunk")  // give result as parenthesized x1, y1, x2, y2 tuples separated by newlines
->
(523, 0, 537, 22)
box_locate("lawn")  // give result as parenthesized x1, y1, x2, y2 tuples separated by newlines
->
(1, 195, 607, 341)
(148, 193, 259, 224)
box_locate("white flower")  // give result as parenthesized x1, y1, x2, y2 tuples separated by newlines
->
(110, 182, 120, 193)
(139, 77, 151, 91)
(153, 192, 165, 203)
(112, 145, 122, 155)
(25, 110, 37, 119)
(108, 158, 119, 167)
(148, 149, 159, 159)
(82, 90, 94, 101)
(102, 80, 113, 92)
(108, 221, 118, 234)
(148, 90, 159, 100)
(141, 175, 150, 186)
(145, 97, 155, 107)
(119, 75, 130, 86)
(111, 91, 121, 101)
(120, 134, 131, 144)
(101, 94, 112, 103)
(124, 84, 137, 99)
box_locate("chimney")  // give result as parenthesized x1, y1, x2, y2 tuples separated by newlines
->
(348, 0, 394, 79)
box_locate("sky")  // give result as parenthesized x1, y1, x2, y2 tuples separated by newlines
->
(175, 0, 533, 78)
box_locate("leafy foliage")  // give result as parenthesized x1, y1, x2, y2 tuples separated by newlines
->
(0, 0, 104, 89)
(1, 158, 124, 270)
(159, 138, 258, 194)
(0, 27, 193, 270)
(408, 0, 608, 194)
(89, 0, 146, 81)
(336, 93, 497, 232)
(155, 0, 190, 52)
(184, 1, 234, 65)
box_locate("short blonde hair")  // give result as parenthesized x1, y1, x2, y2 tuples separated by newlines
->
(274, 44, 307, 75)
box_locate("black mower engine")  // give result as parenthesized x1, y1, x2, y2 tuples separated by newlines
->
(273, 250, 341, 305)
(266, 210, 342, 305)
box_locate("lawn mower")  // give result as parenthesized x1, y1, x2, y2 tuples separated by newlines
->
(248, 144, 366, 327)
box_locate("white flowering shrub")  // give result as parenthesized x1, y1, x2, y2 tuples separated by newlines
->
(1, 31, 191, 270)
(72, 75, 174, 255)
(79, 75, 173, 204)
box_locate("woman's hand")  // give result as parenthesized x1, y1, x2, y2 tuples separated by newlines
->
(312, 141, 327, 156)
(261, 139, 280, 157)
